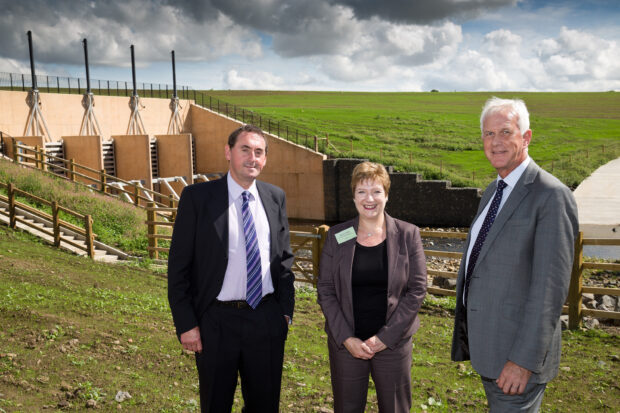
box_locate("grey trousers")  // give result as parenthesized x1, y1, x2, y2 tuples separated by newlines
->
(482, 377, 546, 413)
(327, 336, 412, 413)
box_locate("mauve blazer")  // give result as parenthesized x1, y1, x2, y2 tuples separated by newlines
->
(317, 213, 427, 350)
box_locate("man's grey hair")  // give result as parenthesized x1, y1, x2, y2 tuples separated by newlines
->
(480, 97, 530, 134)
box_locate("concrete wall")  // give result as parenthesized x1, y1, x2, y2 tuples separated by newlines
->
(0, 90, 192, 141)
(156, 134, 194, 198)
(113, 135, 152, 190)
(323, 158, 482, 227)
(189, 104, 326, 220)
(62, 135, 103, 185)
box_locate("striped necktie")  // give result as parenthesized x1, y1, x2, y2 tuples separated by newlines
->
(464, 180, 508, 307)
(242, 191, 262, 309)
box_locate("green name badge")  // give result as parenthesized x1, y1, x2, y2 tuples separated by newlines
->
(335, 227, 357, 244)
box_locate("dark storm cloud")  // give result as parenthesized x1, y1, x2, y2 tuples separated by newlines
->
(328, 0, 518, 24)
(0, 0, 516, 68)
(0, 0, 259, 66)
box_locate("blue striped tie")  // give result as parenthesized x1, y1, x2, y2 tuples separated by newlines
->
(242, 191, 262, 309)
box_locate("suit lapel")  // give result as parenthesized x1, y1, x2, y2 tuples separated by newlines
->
(256, 181, 279, 260)
(475, 161, 539, 267)
(208, 175, 229, 248)
(339, 216, 359, 319)
(384, 214, 400, 297)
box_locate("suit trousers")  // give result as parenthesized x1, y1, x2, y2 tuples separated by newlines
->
(195, 298, 288, 413)
(327, 336, 412, 413)
(482, 377, 546, 413)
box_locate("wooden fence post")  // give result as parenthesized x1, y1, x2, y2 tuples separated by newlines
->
(84, 214, 95, 259)
(11, 138, 18, 163)
(314, 136, 319, 152)
(34, 145, 41, 169)
(568, 231, 584, 329)
(52, 201, 61, 247)
(8, 183, 16, 229)
(100, 170, 107, 193)
(69, 159, 76, 182)
(41, 147, 48, 172)
(168, 195, 177, 222)
(311, 225, 329, 287)
(147, 202, 157, 259)
(133, 183, 139, 206)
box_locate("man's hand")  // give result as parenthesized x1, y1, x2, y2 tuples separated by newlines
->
(180, 326, 202, 353)
(343, 337, 375, 360)
(496, 360, 532, 395)
(364, 335, 387, 353)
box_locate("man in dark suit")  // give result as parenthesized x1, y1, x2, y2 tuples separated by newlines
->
(452, 98, 578, 412)
(168, 124, 294, 413)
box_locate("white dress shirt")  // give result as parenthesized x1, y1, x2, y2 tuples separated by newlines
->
(217, 174, 274, 301)
(463, 156, 531, 304)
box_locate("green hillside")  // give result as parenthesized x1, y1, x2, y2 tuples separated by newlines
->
(202, 91, 620, 188)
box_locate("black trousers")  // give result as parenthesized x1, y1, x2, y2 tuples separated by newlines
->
(195, 297, 288, 413)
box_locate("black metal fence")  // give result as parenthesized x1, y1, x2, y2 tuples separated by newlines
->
(0, 71, 326, 152)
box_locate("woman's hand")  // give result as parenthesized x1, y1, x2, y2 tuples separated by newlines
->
(364, 335, 387, 353)
(344, 337, 375, 359)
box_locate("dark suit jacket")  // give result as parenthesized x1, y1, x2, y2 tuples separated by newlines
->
(317, 214, 427, 350)
(451, 160, 578, 383)
(167, 175, 295, 337)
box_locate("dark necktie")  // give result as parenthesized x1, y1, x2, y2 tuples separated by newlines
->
(464, 180, 508, 307)
(241, 191, 262, 309)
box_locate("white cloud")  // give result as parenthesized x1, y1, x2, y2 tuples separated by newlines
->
(536, 27, 620, 88)
(224, 69, 285, 89)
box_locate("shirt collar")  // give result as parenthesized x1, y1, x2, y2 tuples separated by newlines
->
(497, 156, 530, 189)
(227, 173, 259, 201)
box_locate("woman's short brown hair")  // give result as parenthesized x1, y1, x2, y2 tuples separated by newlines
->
(351, 162, 391, 196)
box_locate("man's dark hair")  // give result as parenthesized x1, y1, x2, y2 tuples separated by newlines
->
(228, 124, 267, 151)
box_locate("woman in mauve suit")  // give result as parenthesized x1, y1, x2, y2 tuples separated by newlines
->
(317, 161, 428, 413)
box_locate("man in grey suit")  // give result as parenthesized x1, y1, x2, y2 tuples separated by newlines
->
(452, 97, 578, 412)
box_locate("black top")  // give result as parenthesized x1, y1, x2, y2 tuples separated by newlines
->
(352, 240, 388, 341)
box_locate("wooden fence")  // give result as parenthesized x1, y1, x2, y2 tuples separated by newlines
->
(145, 201, 329, 283)
(0, 181, 96, 258)
(10, 141, 179, 210)
(145, 212, 619, 329)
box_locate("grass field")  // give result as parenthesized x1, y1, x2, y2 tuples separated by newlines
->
(201, 91, 620, 188)
(1, 225, 618, 412)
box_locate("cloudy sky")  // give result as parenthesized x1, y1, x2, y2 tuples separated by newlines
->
(1, 0, 619, 91)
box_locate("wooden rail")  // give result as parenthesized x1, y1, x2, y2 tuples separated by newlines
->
(0, 181, 96, 258)
(145, 202, 330, 285)
(12, 141, 179, 210)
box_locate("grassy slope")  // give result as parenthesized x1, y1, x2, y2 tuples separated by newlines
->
(0, 159, 149, 256)
(203, 91, 620, 188)
(1, 226, 618, 412)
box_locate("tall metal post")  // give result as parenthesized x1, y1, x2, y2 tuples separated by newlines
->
(28, 31, 37, 90)
(127, 45, 146, 135)
(80, 38, 102, 136)
(167, 50, 183, 134)
(131, 45, 138, 97)
(172, 50, 177, 99)
(24, 30, 52, 142)
(84, 38, 91, 94)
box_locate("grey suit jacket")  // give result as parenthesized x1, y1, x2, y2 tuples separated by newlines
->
(317, 213, 427, 350)
(451, 160, 578, 383)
